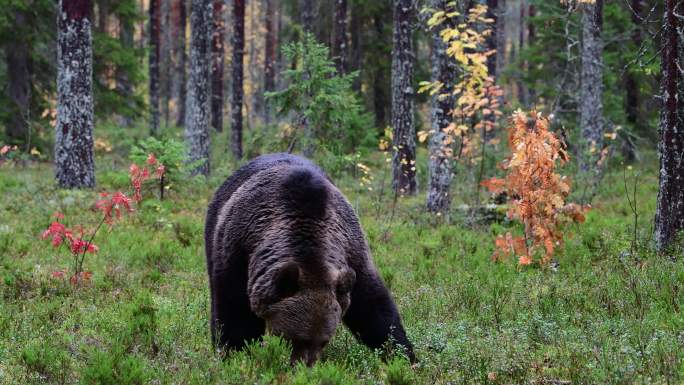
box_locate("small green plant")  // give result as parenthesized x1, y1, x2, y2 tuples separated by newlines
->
(81, 348, 149, 385)
(384, 356, 415, 385)
(130, 137, 186, 200)
(266, 34, 373, 156)
(20, 339, 70, 384)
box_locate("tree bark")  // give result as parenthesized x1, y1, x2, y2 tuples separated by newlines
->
(332, 0, 348, 74)
(185, 0, 211, 175)
(149, 0, 161, 135)
(176, 0, 187, 127)
(231, 0, 245, 158)
(427, 0, 457, 214)
(162, 0, 172, 128)
(391, 0, 416, 195)
(264, 0, 277, 124)
(349, 3, 361, 91)
(485, 0, 498, 78)
(578, 0, 604, 175)
(55, 0, 96, 188)
(5, 9, 31, 146)
(373, 14, 388, 129)
(116, 3, 135, 127)
(517, 0, 527, 105)
(625, 0, 642, 132)
(211, 0, 225, 132)
(301, 0, 313, 34)
(654, 0, 684, 252)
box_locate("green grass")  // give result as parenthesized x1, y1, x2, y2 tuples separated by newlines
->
(1, 138, 683, 384)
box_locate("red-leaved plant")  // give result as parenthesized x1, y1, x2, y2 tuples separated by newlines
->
(42, 154, 165, 285)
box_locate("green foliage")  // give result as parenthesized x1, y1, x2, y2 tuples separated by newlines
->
(81, 348, 150, 385)
(20, 338, 70, 383)
(384, 356, 415, 385)
(266, 34, 374, 155)
(130, 137, 186, 178)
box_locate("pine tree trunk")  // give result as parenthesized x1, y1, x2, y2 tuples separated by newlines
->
(301, 0, 313, 34)
(211, 0, 224, 132)
(427, 0, 457, 214)
(55, 0, 96, 188)
(349, 4, 361, 91)
(231, 0, 245, 159)
(391, 0, 416, 195)
(373, 14, 388, 129)
(332, 0, 348, 74)
(6, 9, 31, 146)
(578, 0, 604, 176)
(264, 0, 277, 124)
(176, 0, 187, 127)
(485, 0, 498, 78)
(654, 0, 684, 252)
(162, 0, 172, 128)
(495, 0, 506, 80)
(149, 0, 161, 135)
(526, 3, 535, 102)
(116, 4, 135, 127)
(185, 0, 211, 175)
(625, 0, 642, 131)
(517, 0, 527, 105)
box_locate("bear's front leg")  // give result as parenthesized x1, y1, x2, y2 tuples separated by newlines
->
(210, 257, 265, 351)
(342, 268, 416, 363)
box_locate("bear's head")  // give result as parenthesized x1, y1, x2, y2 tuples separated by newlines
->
(256, 261, 356, 366)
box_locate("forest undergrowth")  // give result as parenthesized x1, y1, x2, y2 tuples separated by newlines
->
(0, 125, 682, 385)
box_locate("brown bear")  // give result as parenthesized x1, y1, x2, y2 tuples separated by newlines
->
(205, 153, 415, 365)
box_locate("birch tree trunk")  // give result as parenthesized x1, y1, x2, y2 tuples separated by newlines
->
(231, 0, 245, 159)
(654, 0, 684, 252)
(427, 0, 457, 214)
(185, 0, 211, 176)
(149, 0, 161, 135)
(176, 0, 187, 127)
(211, 0, 225, 132)
(578, 0, 604, 180)
(391, 0, 416, 195)
(55, 0, 96, 188)
(6, 9, 31, 146)
(332, 0, 348, 74)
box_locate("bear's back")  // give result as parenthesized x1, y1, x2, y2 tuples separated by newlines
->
(205, 153, 330, 265)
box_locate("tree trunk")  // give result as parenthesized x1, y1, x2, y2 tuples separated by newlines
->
(264, 0, 277, 124)
(517, 0, 527, 105)
(55, 0, 96, 188)
(526, 3, 535, 102)
(495, 0, 506, 80)
(625, 0, 642, 132)
(231, 0, 245, 159)
(301, 0, 313, 34)
(578, 0, 604, 176)
(485, 0, 498, 78)
(211, 0, 224, 132)
(149, 0, 161, 135)
(185, 0, 211, 176)
(349, 4, 361, 91)
(332, 0, 348, 74)
(162, 0, 172, 128)
(373, 14, 388, 129)
(427, 0, 457, 214)
(391, 0, 416, 195)
(5, 9, 31, 147)
(116, 4, 135, 127)
(654, 0, 684, 252)
(176, 0, 187, 127)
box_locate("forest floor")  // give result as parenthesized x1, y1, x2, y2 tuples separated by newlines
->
(1, 133, 683, 384)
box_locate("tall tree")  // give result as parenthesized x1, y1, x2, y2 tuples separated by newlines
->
(654, 0, 684, 252)
(332, 0, 348, 74)
(176, 0, 187, 127)
(391, 0, 416, 195)
(162, 0, 172, 128)
(5, 8, 30, 147)
(625, 0, 642, 132)
(264, 0, 277, 123)
(578, 0, 604, 178)
(301, 0, 313, 34)
(185, 0, 211, 175)
(55, 0, 96, 188)
(149, 0, 161, 135)
(485, 0, 498, 78)
(427, 0, 457, 214)
(211, 0, 225, 132)
(231, 0, 245, 158)
(116, 0, 136, 127)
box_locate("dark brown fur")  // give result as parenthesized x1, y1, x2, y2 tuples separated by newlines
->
(205, 153, 415, 365)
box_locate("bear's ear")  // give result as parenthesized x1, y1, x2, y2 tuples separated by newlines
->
(273, 262, 300, 299)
